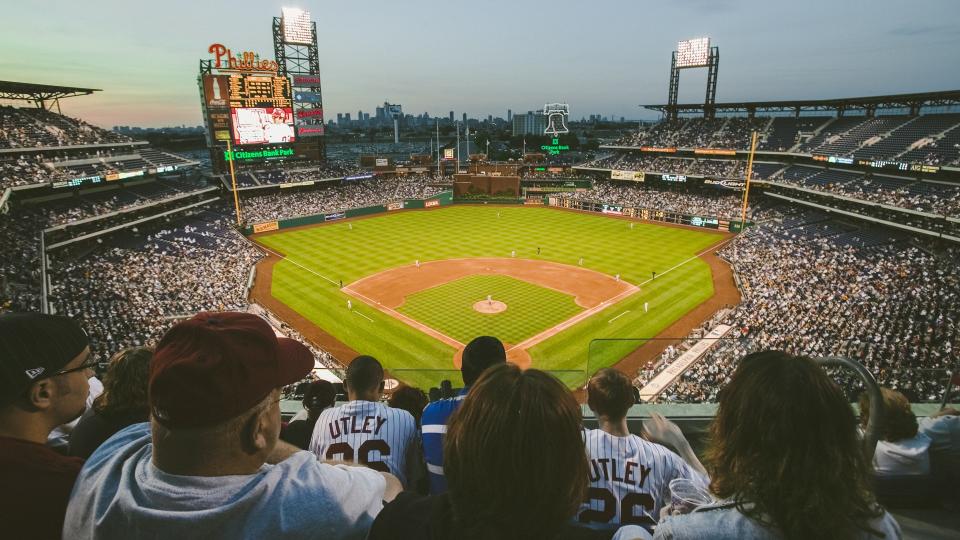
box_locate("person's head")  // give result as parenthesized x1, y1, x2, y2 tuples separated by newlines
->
(388, 385, 428, 425)
(460, 336, 506, 386)
(428, 387, 441, 402)
(93, 346, 153, 420)
(439, 379, 453, 398)
(444, 364, 587, 538)
(148, 312, 312, 476)
(586, 368, 634, 422)
(302, 380, 337, 418)
(344, 355, 384, 401)
(706, 351, 882, 540)
(0, 313, 93, 441)
(860, 387, 918, 442)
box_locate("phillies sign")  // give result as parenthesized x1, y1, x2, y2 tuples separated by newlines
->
(208, 43, 278, 72)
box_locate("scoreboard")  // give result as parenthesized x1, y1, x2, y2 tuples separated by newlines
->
(227, 74, 292, 108)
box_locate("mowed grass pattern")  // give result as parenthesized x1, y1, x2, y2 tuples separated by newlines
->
(398, 275, 582, 344)
(256, 205, 723, 389)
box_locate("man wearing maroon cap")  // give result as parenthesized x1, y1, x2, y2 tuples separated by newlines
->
(63, 312, 401, 540)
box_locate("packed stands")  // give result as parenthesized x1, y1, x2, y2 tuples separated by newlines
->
(241, 175, 446, 223)
(567, 180, 748, 219)
(638, 205, 959, 403)
(0, 106, 131, 149)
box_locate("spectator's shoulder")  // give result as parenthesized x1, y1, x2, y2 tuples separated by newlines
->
(84, 422, 151, 469)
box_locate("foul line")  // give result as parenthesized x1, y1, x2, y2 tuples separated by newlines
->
(342, 285, 464, 349)
(608, 311, 630, 324)
(352, 310, 374, 322)
(506, 237, 736, 353)
(258, 245, 339, 286)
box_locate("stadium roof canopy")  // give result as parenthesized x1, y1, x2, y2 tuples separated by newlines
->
(0, 81, 102, 109)
(644, 89, 960, 117)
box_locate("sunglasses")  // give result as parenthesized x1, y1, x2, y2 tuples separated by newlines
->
(48, 358, 99, 378)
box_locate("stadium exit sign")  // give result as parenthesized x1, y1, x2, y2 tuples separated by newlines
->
(540, 138, 570, 156)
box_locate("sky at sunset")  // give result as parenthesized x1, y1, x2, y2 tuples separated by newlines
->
(2, 0, 958, 128)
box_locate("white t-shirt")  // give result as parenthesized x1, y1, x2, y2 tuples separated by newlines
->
(309, 400, 417, 487)
(48, 376, 103, 449)
(64, 422, 386, 540)
(579, 429, 707, 531)
(873, 433, 932, 476)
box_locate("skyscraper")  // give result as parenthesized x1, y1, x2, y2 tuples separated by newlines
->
(449, 111, 454, 121)
(507, 109, 512, 122)
(462, 112, 467, 123)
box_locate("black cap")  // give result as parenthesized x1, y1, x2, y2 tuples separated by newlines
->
(0, 312, 89, 407)
(461, 336, 507, 386)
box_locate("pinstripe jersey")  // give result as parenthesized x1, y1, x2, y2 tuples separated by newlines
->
(578, 429, 704, 532)
(309, 400, 417, 487)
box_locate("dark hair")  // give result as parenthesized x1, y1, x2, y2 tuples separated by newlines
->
(587, 368, 634, 420)
(860, 388, 918, 442)
(705, 351, 884, 540)
(440, 379, 454, 399)
(461, 336, 506, 386)
(388, 385, 429, 425)
(444, 364, 588, 539)
(93, 347, 153, 421)
(303, 380, 337, 413)
(345, 355, 383, 393)
(428, 387, 441, 402)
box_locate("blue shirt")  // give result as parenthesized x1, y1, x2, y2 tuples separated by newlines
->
(63, 422, 387, 540)
(420, 388, 468, 494)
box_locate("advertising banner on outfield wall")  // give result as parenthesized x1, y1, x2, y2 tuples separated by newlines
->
(611, 170, 644, 181)
(425, 199, 440, 208)
(253, 221, 279, 233)
(387, 201, 405, 211)
(325, 212, 346, 221)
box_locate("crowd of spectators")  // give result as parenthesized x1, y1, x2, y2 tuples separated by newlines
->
(567, 180, 748, 219)
(46, 211, 262, 361)
(0, 106, 131, 149)
(612, 118, 768, 150)
(768, 169, 960, 217)
(584, 153, 758, 180)
(8, 311, 957, 539)
(240, 175, 448, 223)
(638, 206, 959, 403)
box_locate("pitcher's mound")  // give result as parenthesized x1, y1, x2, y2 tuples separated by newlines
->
(473, 300, 507, 314)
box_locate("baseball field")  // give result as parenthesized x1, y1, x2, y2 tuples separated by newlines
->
(251, 205, 734, 389)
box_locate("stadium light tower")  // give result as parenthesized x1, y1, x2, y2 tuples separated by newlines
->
(667, 37, 720, 120)
(273, 8, 326, 161)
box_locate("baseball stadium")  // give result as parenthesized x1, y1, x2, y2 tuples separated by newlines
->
(1, 2, 959, 539)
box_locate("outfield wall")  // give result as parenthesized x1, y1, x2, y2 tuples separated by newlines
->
(242, 191, 454, 235)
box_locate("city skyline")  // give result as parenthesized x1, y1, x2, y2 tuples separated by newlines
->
(2, 0, 958, 128)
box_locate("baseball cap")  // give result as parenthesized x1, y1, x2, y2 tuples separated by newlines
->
(0, 312, 89, 407)
(149, 312, 313, 428)
(461, 336, 506, 384)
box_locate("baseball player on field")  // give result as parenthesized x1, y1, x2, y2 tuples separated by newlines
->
(309, 356, 420, 488)
(579, 369, 708, 533)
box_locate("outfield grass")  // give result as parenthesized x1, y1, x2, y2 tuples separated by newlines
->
(256, 205, 722, 389)
(398, 274, 582, 344)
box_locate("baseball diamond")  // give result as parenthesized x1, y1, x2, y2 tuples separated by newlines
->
(251, 205, 732, 389)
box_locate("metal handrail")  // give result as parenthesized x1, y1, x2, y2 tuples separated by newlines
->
(815, 356, 884, 463)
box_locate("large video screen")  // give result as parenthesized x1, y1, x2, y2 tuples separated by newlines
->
(231, 107, 295, 145)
